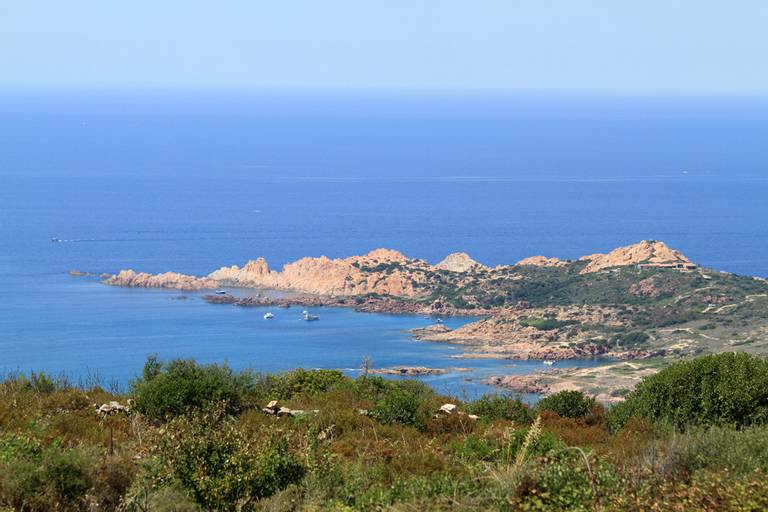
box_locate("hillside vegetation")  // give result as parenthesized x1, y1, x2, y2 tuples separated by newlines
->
(2, 354, 768, 511)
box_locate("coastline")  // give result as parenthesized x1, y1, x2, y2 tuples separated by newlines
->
(71, 239, 768, 401)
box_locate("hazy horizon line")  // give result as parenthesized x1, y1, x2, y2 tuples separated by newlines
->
(4, 83, 768, 103)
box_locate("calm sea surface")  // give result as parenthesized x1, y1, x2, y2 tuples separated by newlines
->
(1, 91, 767, 395)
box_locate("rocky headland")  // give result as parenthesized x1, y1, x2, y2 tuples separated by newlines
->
(207, 248, 425, 296)
(88, 240, 768, 397)
(103, 270, 218, 290)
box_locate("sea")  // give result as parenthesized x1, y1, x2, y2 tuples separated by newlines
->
(1, 90, 767, 396)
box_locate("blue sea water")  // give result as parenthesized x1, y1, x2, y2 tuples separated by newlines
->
(1, 91, 767, 395)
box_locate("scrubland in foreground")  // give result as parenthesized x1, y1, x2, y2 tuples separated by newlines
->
(2, 352, 768, 511)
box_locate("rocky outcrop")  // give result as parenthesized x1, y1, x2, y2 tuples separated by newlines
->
(628, 275, 677, 298)
(209, 248, 427, 297)
(261, 400, 317, 418)
(410, 324, 452, 337)
(96, 401, 131, 415)
(370, 366, 471, 376)
(515, 256, 569, 268)
(99, 241, 698, 300)
(433, 253, 488, 272)
(103, 270, 218, 290)
(579, 240, 694, 274)
(371, 366, 447, 376)
(483, 373, 552, 394)
(414, 305, 631, 360)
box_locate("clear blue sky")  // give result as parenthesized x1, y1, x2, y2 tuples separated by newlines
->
(2, 1, 767, 95)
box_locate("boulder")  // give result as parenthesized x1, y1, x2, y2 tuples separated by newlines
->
(97, 401, 129, 415)
(262, 400, 281, 415)
(439, 403, 458, 414)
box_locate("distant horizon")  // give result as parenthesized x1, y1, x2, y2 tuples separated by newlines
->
(3, 86, 768, 119)
(6, 83, 768, 99)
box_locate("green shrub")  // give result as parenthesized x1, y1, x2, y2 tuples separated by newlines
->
(371, 386, 423, 427)
(350, 374, 389, 401)
(144, 485, 202, 511)
(610, 352, 768, 430)
(451, 426, 565, 466)
(130, 357, 256, 420)
(500, 427, 565, 463)
(660, 425, 768, 477)
(450, 435, 498, 463)
(515, 455, 622, 510)
(89, 455, 136, 511)
(160, 407, 305, 510)
(264, 368, 347, 400)
(466, 394, 534, 424)
(0, 433, 96, 512)
(536, 391, 596, 419)
(390, 379, 436, 400)
(611, 331, 650, 348)
(0, 371, 68, 394)
(519, 317, 578, 331)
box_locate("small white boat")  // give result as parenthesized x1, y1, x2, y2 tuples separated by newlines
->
(543, 360, 555, 366)
(302, 310, 319, 321)
(215, 290, 228, 295)
(263, 312, 274, 319)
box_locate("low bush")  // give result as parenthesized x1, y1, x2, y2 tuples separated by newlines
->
(607, 468, 768, 511)
(160, 406, 305, 510)
(466, 394, 534, 424)
(660, 425, 768, 477)
(0, 433, 96, 512)
(0, 371, 68, 394)
(501, 425, 565, 463)
(423, 412, 476, 436)
(371, 385, 424, 427)
(262, 368, 347, 400)
(611, 330, 650, 348)
(89, 454, 137, 511)
(450, 435, 499, 463)
(536, 390, 597, 419)
(130, 356, 256, 420)
(519, 317, 578, 331)
(610, 352, 768, 430)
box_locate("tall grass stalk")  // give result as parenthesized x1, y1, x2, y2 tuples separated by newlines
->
(515, 415, 542, 470)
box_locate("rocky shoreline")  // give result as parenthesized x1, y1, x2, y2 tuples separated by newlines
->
(483, 362, 663, 404)
(409, 309, 668, 362)
(200, 292, 485, 316)
(369, 366, 472, 376)
(71, 240, 768, 400)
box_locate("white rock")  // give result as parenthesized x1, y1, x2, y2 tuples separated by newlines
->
(439, 403, 458, 414)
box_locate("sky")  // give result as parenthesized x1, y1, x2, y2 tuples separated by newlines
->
(1, 1, 767, 95)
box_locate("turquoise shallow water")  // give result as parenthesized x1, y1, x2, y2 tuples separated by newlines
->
(1, 92, 766, 395)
